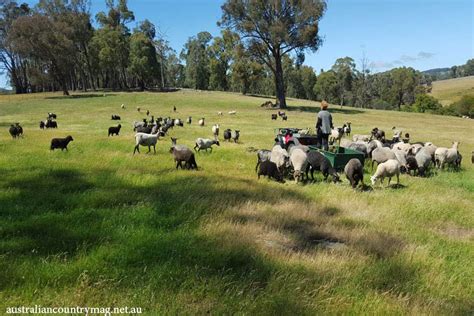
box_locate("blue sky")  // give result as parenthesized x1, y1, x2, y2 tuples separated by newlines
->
(1, 0, 473, 88)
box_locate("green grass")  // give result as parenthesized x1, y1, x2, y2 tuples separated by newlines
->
(430, 75, 474, 105)
(0, 90, 473, 314)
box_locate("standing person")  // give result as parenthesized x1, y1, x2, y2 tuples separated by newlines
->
(316, 100, 333, 151)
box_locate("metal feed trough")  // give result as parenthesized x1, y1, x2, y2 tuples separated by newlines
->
(275, 128, 365, 171)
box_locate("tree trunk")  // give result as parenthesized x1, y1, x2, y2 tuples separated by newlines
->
(273, 53, 287, 109)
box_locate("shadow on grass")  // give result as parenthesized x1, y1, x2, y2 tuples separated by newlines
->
(0, 167, 314, 294)
(287, 105, 365, 115)
(44, 93, 117, 100)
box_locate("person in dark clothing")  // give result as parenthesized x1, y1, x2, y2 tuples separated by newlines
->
(316, 100, 333, 151)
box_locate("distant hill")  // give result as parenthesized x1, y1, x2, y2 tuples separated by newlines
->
(0, 88, 13, 94)
(423, 68, 450, 76)
(429, 76, 474, 105)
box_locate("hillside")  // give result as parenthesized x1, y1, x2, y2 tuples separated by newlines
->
(0, 91, 473, 314)
(429, 75, 474, 105)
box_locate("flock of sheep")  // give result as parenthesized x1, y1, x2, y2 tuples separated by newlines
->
(6, 103, 470, 190)
(256, 124, 466, 189)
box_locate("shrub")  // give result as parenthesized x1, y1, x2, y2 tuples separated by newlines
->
(450, 95, 474, 117)
(412, 94, 442, 113)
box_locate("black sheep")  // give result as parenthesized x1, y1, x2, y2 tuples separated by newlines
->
(40, 121, 45, 129)
(50, 135, 73, 151)
(371, 127, 385, 141)
(282, 115, 288, 121)
(257, 160, 283, 182)
(223, 129, 232, 141)
(108, 124, 122, 136)
(406, 155, 418, 176)
(255, 149, 272, 172)
(344, 158, 364, 188)
(111, 115, 121, 120)
(232, 130, 240, 143)
(46, 120, 58, 128)
(306, 151, 340, 183)
(135, 125, 153, 134)
(271, 114, 277, 120)
(48, 112, 57, 119)
(9, 124, 20, 138)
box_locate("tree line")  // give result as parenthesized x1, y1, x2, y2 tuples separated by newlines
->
(0, 0, 472, 116)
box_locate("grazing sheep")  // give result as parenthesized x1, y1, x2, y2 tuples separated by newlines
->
(170, 138, 197, 169)
(371, 147, 396, 170)
(392, 142, 412, 154)
(151, 123, 161, 135)
(423, 142, 437, 164)
(454, 151, 462, 169)
(435, 142, 460, 169)
(146, 110, 150, 116)
(137, 107, 141, 112)
(271, 114, 278, 120)
(194, 138, 220, 152)
(228, 110, 237, 115)
(306, 151, 340, 183)
(410, 143, 423, 155)
(278, 111, 285, 117)
(255, 149, 272, 172)
(371, 127, 385, 141)
(367, 139, 383, 158)
(48, 112, 57, 119)
(344, 158, 364, 188)
(50, 136, 73, 151)
(217, 111, 223, 116)
(212, 124, 220, 137)
(352, 134, 370, 142)
(370, 159, 400, 186)
(111, 114, 121, 120)
(186, 116, 192, 124)
(198, 118, 205, 126)
(282, 115, 288, 121)
(133, 132, 160, 154)
(174, 119, 184, 127)
(223, 129, 232, 141)
(392, 148, 408, 173)
(411, 148, 431, 177)
(405, 155, 418, 175)
(39, 121, 45, 129)
(402, 133, 410, 143)
(329, 126, 345, 145)
(347, 141, 368, 157)
(9, 124, 21, 138)
(46, 120, 58, 129)
(133, 120, 147, 130)
(135, 125, 153, 134)
(108, 124, 122, 136)
(290, 148, 308, 183)
(121, 104, 125, 109)
(257, 160, 283, 182)
(173, 106, 176, 112)
(270, 144, 290, 172)
(232, 130, 240, 143)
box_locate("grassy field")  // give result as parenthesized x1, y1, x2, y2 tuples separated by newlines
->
(430, 75, 474, 105)
(0, 90, 473, 314)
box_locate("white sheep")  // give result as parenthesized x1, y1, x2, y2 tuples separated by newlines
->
(371, 147, 396, 170)
(270, 145, 290, 172)
(133, 132, 160, 154)
(370, 159, 400, 186)
(352, 134, 370, 142)
(212, 124, 220, 137)
(228, 110, 236, 115)
(329, 127, 344, 144)
(121, 104, 125, 109)
(392, 142, 413, 154)
(435, 142, 460, 169)
(198, 118, 205, 126)
(290, 148, 308, 183)
(194, 138, 220, 153)
(217, 111, 223, 116)
(415, 147, 432, 176)
(391, 148, 408, 171)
